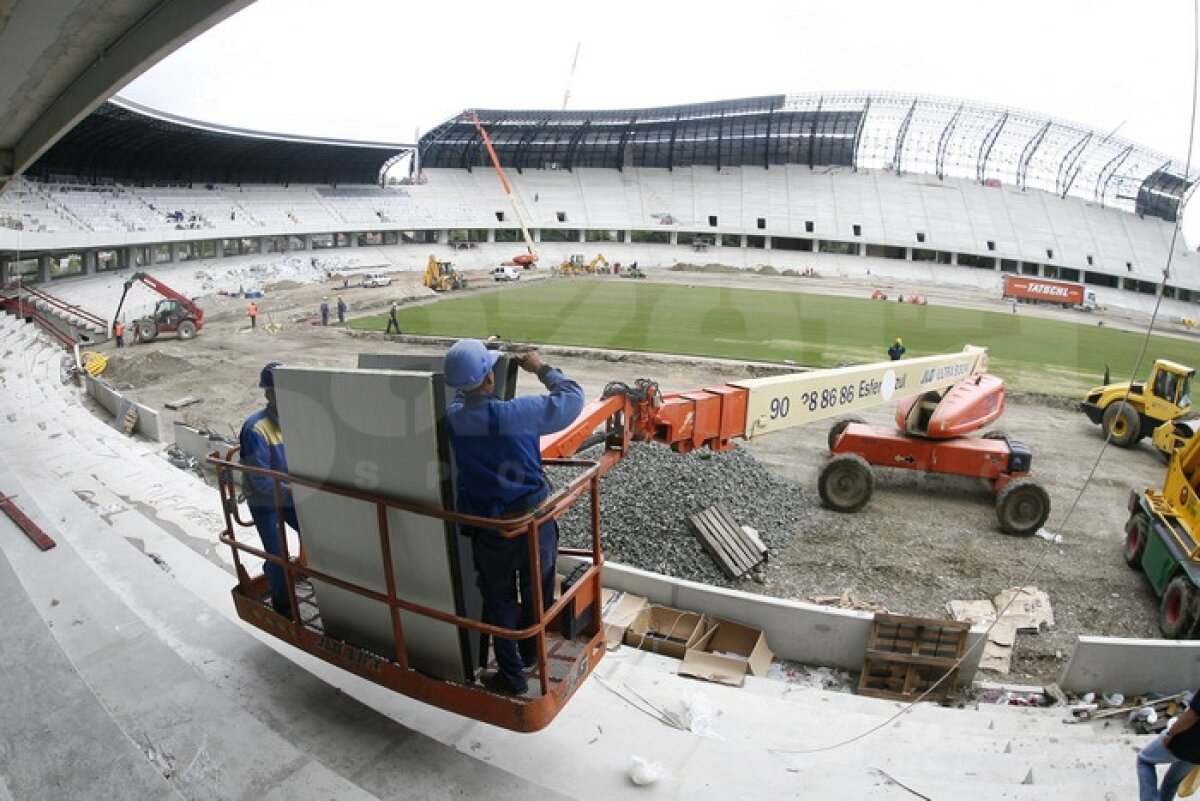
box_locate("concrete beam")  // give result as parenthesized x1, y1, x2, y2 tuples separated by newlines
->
(3, 0, 254, 186)
(1060, 636, 1200, 695)
(84, 375, 161, 441)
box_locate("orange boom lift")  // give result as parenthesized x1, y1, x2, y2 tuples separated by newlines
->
(211, 347, 989, 732)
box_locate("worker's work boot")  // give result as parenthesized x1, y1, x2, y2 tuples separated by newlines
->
(271, 596, 293, 618)
(482, 671, 528, 696)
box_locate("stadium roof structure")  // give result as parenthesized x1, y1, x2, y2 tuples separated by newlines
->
(25, 98, 412, 186)
(420, 93, 1197, 223)
(0, 0, 253, 189)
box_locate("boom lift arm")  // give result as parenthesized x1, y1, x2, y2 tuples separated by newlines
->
(465, 112, 539, 267)
(542, 346, 990, 463)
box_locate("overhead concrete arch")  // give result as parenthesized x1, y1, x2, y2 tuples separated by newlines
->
(0, 0, 254, 189)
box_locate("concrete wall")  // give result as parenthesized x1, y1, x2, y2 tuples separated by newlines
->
(563, 557, 987, 685)
(1060, 636, 1200, 695)
(172, 421, 235, 464)
(84, 375, 161, 441)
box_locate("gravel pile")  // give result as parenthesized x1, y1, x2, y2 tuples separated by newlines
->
(553, 442, 818, 586)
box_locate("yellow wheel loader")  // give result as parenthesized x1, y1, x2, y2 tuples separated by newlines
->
(1079, 360, 1194, 448)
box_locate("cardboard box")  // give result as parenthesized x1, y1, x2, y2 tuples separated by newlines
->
(601, 588, 649, 650)
(679, 617, 774, 687)
(624, 604, 706, 660)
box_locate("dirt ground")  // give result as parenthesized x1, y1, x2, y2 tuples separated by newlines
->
(94, 267, 1176, 685)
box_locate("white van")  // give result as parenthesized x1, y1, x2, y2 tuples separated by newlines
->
(492, 266, 520, 282)
(362, 272, 392, 288)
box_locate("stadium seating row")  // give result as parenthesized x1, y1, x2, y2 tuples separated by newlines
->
(0, 167, 1185, 289)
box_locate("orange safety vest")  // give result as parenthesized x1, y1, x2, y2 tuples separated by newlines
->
(114, 322, 125, 336)
(248, 303, 258, 317)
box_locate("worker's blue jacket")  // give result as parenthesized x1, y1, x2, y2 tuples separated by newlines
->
(239, 406, 290, 506)
(445, 368, 584, 519)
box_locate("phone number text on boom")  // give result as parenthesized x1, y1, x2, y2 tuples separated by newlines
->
(769, 384, 864, 419)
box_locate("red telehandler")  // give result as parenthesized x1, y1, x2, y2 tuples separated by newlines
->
(112, 270, 205, 343)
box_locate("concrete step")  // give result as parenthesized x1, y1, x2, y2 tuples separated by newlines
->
(0, 517, 179, 801)
(564, 649, 1138, 796)
(0, 314, 1145, 800)
(0, 454, 557, 801)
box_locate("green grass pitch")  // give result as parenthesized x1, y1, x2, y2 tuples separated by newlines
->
(349, 280, 1200, 395)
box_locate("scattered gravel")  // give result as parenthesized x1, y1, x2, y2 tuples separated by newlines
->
(555, 441, 815, 586)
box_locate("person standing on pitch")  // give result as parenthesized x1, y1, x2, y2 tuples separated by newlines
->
(442, 339, 584, 695)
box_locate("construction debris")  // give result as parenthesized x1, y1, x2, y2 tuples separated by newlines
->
(1065, 690, 1189, 730)
(121, 405, 139, 436)
(993, 586, 1054, 631)
(810, 590, 889, 613)
(164, 396, 202, 410)
(947, 587, 1054, 675)
(0, 493, 56, 550)
(688, 504, 766, 579)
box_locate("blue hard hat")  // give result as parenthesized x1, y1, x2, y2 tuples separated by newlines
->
(259, 361, 283, 389)
(443, 339, 501, 390)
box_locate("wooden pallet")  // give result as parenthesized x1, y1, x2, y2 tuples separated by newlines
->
(857, 613, 968, 703)
(688, 504, 767, 579)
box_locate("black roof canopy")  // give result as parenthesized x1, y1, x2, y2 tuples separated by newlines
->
(420, 96, 862, 172)
(26, 99, 410, 186)
(420, 93, 1195, 223)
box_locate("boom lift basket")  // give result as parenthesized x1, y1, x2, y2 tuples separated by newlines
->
(211, 449, 607, 733)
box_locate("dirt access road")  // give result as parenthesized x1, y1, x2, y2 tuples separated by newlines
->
(95, 267, 1172, 684)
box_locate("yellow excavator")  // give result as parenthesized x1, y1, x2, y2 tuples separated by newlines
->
(555, 253, 608, 276)
(423, 255, 468, 292)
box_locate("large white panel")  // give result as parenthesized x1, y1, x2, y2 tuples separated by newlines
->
(274, 366, 470, 682)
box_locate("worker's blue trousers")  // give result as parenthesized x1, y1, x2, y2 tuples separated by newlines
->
(469, 520, 559, 689)
(249, 502, 300, 614)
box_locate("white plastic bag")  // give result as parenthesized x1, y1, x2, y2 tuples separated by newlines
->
(628, 755, 665, 786)
(682, 692, 717, 737)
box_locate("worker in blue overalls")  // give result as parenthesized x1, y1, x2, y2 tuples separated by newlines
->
(443, 339, 584, 695)
(239, 361, 299, 617)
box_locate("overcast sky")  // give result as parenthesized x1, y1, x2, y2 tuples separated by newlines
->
(121, 0, 1200, 239)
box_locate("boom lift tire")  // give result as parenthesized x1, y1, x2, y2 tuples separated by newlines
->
(818, 454, 875, 512)
(137, 320, 158, 343)
(1159, 575, 1199, 638)
(177, 320, 197, 340)
(995, 478, 1050, 536)
(1123, 515, 1148, 568)
(827, 417, 865, 451)
(1103, 401, 1141, 447)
